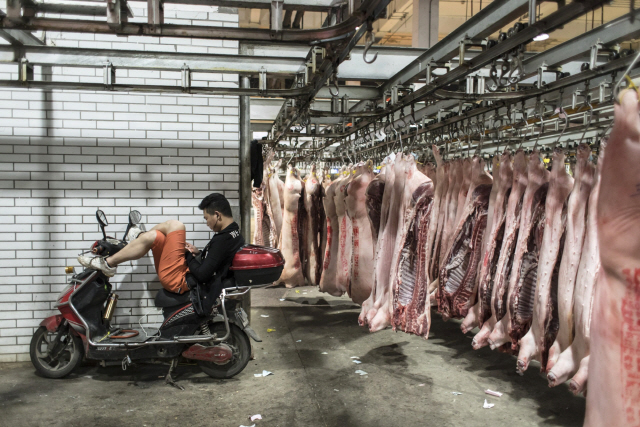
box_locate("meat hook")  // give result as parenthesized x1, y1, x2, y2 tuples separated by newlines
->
(612, 50, 640, 102)
(328, 72, 339, 97)
(552, 107, 568, 150)
(532, 116, 545, 152)
(577, 101, 594, 146)
(363, 25, 378, 64)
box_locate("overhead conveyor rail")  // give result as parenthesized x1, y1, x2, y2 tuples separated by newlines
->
(0, 0, 639, 159)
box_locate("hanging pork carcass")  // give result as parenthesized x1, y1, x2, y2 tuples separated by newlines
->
(277, 165, 306, 287)
(390, 165, 434, 337)
(335, 165, 354, 295)
(252, 183, 268, 246)
(547, 146, 601, 392)
(265, 161, 284, 248)
(360, 155, 394, 326)
(462, 151, 514, 334)
(303, 165, 325, 286)
(437, 156, 493, 320)
(486, 149, 550, 351)
(584, 89, 640, 427)
(425, 146, 449, 299)
(471, 150, 529, 349)
(345, 160, 375, 305)
(370, 154, 429, 332)
(439, 159, 463, 266)
(319, 166, 346, 296)
(546, 144, 595, 372)
(517, 149, 574, 372)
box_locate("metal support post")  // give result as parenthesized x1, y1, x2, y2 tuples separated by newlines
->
(103, 61, 115, 88)
(390, 85, 398, 105)
(466, 75, 475, 94)
(148, 0, 164, 34)
(19, 58, 33, 82)
(239, 75, 252, 246)
(181, 64, 190, 91)
(341, 95, 350, 114)
(259, 67, 267, 94)
(107, 0, 123, 28)
(528, 0, 537, 26)
(589, 42, 602, 70)
(6, 0, 22, 21)
(331, 95, 340, 113)
(477, 76, 485, 94)
(270, 0, 284, 32)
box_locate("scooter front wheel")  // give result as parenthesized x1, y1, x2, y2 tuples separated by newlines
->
(30, 326, 83, 379)
(198, 323, 251, 379)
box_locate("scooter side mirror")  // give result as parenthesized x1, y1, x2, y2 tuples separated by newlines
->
(96, 210, 108, 227)
(129, 210, 141, 226)
(96, 210, 108, 240)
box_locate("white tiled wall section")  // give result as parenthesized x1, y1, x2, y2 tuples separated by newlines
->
(0, 4, 240, 361)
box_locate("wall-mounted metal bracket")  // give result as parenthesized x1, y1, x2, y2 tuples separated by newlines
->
(6, 0, 22, 21)
(270, 0, 284, 33)
(458, 38, 484, 66)
(390, 85, 398, 105)
(147, 0, 164, 34)
(466, 76, 475, 94)
(571, 89, 583, 110)
(19, 58, 33, 83)
(259, 67, 267, 94)
(382, 90, 390, 109)
(181, 64, 190, 91)
(536, 64, 547, 89)
(341, 95, 350, 114)
(311, 47, 325, 75)
(598, 81, 611, 103)
(331, 95, 340, 114)
(589, 41, 603, 70)
(107, 0, 133, 29)
(477, 77, 486, 94)
(104, 61, 115, 88)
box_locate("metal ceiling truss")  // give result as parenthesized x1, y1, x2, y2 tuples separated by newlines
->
(303, 6, 640, 159)
(0, 0, 638, 160)
(0, 0, 369, 43)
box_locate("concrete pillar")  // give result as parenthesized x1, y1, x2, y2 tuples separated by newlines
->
(239, 75, 252, 243)
(412, 0, 439, 48)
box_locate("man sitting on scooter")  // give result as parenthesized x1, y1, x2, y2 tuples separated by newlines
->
(78, 193, 245, 295)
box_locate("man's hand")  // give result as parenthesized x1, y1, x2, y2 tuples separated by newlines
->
(185, 242, 200, 255)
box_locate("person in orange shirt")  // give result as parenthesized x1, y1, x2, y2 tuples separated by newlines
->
(78, 193, 245, 295)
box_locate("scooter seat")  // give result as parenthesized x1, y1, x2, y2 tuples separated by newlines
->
(154, 288, 191, 308)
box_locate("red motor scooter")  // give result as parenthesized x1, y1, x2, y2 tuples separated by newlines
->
(29, 209, 284, 388)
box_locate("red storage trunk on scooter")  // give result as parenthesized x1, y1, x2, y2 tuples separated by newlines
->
(231, 245, 285, 286)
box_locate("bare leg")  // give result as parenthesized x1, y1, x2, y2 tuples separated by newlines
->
(106, 220, 185, 267)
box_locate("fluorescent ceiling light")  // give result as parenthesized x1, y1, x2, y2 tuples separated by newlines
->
(533, 33, 549, 42)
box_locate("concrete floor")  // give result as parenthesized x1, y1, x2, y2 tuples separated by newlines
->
(0, 286, 585, 427)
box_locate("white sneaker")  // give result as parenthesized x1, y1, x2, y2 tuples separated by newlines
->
(77, 255, 117, 277)
(126, 225, 144, 242)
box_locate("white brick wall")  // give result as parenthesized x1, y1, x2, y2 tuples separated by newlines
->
(0, 4, 241, 361)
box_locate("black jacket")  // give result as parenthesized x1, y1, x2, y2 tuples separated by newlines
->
(185, 222, 245, 316)
(185, 221, 245, 285)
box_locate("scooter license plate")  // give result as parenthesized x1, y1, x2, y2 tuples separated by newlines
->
(237, 308, 249, 327)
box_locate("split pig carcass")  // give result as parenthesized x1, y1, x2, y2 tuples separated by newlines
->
(277, 165, 306, 287)
(345, 161, 376, 305)
(437, 156, 493, 321)
(585, 89, 640, 427)
(303, 165, 326, 286)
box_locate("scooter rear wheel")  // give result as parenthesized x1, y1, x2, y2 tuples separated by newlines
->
(30, 326, 83, 379)
(198, 323, 251, 379)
